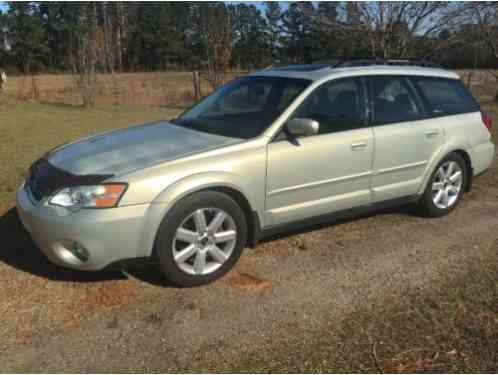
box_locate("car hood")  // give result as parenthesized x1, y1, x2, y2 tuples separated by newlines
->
(47, 121, 240, 176)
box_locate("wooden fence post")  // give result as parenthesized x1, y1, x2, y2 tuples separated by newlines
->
(192, 70, 201, 101)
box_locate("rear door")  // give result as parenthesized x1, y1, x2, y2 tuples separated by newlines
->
(368, 75, 443, 202)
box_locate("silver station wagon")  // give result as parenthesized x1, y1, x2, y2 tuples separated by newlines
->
(17, 60, 495, 286)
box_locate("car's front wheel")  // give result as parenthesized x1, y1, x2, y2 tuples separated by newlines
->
(155, 191, 247, 286)
(418, 152, 468, 217)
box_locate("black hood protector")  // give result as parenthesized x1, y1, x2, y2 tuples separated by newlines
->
(27, 157, 113, 200)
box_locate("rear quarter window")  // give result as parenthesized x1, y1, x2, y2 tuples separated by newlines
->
(411, 77, 480, 117)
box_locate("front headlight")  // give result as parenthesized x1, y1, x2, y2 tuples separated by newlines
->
(49, 184, 127, 210)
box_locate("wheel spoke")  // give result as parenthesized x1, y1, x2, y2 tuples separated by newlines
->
(214, 230, 236, 243)
(440, 190, 449, 207)
(208, 211, 226, 233)
(209, 245, 229, 263)
(174, 244, 197, 263)
(437, 167, 446, 181)
(446, 161, 455, 178)
(175, 228, 198, 244)
(193, 250, 206, 275)
(193, 209, 207, 232)
(434, 189, 443, 204)
(449, 170, 462, 183)
(432, 182, 444, 190)
(448, 185, 459, 195)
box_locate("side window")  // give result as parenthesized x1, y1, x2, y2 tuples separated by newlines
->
(370, 76, 424, 125)
(411, 77, 480, 117)
(291, 78, 365, 135)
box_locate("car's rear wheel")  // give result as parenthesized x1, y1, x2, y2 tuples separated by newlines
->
(155, 191, 247, 286)
(418, 152, 468, 217)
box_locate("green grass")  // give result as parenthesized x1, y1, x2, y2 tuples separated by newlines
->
(0, 103, 181, 208)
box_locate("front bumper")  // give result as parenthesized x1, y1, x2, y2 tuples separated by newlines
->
(16, 183, 151, 271)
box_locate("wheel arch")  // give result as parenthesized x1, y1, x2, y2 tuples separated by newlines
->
(419, 146, 473, 195)
(452, 149, 473, 192)
(205, 186, 261, 248)
(142, 172, 262, 258)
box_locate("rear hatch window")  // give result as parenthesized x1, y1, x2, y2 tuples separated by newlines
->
(411, 77, 479, 117)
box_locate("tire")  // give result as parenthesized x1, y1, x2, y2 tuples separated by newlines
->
(154, 191, 247, 287)
(418, 152, 468, 217)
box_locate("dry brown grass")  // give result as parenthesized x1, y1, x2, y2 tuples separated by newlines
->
(1, 69, 496, 108)
(459, 69, 498, 102)
(3, 71, 242, 108)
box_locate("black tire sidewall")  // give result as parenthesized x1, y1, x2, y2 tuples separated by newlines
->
(155, 191, 247, 287)
(420, 153, 468, 217)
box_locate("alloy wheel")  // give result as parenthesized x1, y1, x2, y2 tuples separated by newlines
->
(431, 161, 463, 209)
(172, 208, 237, 275)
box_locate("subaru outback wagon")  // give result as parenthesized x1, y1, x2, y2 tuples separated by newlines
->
(17, 60, 495, 286)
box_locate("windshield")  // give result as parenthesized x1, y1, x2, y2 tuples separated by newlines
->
(172, 76, 311, 139)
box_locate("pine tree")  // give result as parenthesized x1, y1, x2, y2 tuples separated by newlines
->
(265, 1, 281, 64)
(230, 3, 269, 70)
(6, 1, 45, 73)
(281, 2, 317, 63)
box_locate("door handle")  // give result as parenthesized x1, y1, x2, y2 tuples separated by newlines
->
(425, 129, 439, 138)
(351, 141, 367, 150)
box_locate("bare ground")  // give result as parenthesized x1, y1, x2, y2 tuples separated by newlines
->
(0, 180, 497, 372)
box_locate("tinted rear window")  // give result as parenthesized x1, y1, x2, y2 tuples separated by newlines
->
(411, 77, 479, 117)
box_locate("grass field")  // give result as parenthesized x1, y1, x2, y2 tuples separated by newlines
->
(0, 103, 180, 208)
(0, 72, 497, 372)
(2, 69, 496, 107)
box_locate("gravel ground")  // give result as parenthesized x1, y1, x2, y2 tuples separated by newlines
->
(1, 177, 497, 372)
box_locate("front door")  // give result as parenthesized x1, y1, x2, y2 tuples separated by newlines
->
(265, 77, 374, 227)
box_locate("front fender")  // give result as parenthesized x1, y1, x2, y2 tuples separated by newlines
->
(137, 172, 261, 257)
(153, 171, 257, 207)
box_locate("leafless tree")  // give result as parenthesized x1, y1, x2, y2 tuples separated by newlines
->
(336, 2, 457, 59)
(195, 3, 232, 89)
(114, 2, 127, 72)
(70, 2, 99, 107)
(461, 2, 498, 100)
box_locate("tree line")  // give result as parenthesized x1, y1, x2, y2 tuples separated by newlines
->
(0, 1, 497, 75)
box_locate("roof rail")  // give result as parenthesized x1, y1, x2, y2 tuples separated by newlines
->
(332, 58, 442, 69)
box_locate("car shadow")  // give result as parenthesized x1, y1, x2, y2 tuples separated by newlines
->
(125, 267, 180, 288)
(0, 207, 127, 282)
(258, 203, 419, 244)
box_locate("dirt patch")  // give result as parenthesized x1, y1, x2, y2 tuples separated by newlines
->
(64, 281, 136, 327)
(226, 269, 273, 291)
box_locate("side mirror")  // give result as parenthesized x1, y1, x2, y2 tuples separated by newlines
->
(286, 118, 319, 138)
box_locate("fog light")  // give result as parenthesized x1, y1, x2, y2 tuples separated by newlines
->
(70, 241, 89, 262)
(55, 240, 90, 264)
